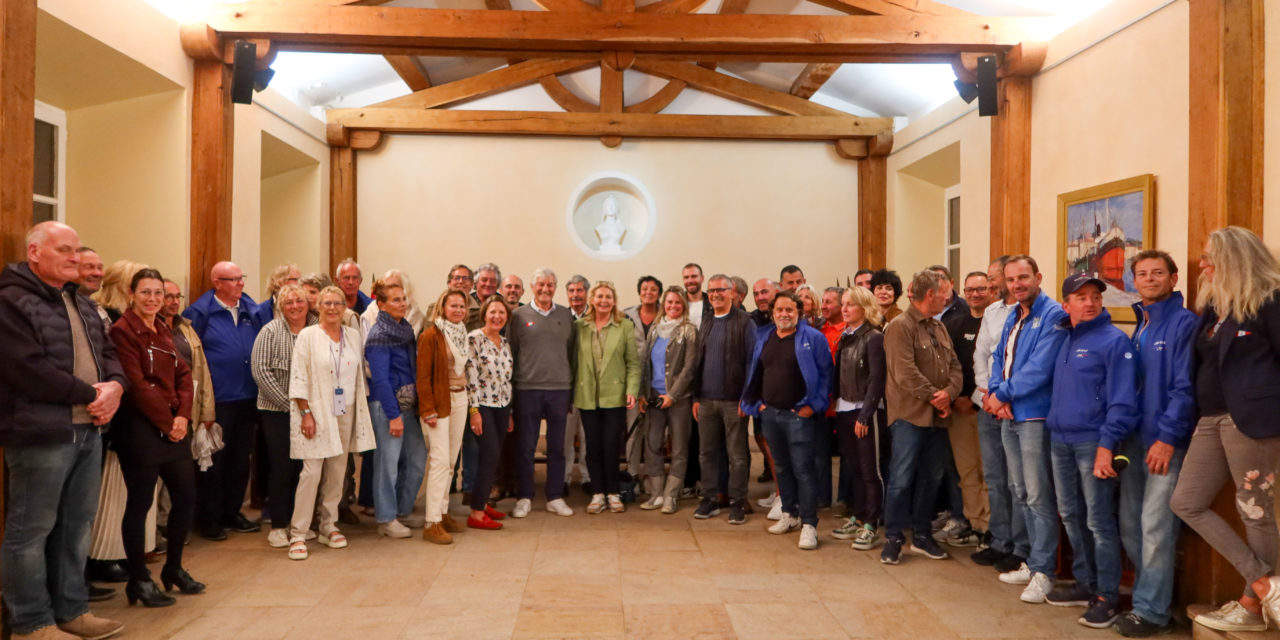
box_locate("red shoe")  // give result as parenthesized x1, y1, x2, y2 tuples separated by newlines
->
(484, 505, 506, 521)
(467, 514, 503, 530)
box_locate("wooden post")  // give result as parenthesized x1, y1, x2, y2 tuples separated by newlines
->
(189, 59, 234, 297)
(989, 75, 1031, 259)
(0, 0, 36, 266)
(329, 145, 357, 277)
(857, 134, 892, 270)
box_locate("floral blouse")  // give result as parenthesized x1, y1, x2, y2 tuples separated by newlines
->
(466, 329, 513, 408)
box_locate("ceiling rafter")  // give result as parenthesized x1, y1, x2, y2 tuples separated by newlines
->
(383, 54, 432, 91)
(371, 58, 596, 109)
(790, 62, 840, 99)
(633, 60, 844, 116)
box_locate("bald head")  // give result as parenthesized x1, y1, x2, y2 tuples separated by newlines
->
(210, 261, 245, 306)
(27, 222, 81, 288)
(752, 278, 777, 312)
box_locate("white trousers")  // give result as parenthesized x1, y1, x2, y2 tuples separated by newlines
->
(424, 390, 468, 523)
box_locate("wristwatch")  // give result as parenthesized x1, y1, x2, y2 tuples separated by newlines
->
(300, 408, 312, 417)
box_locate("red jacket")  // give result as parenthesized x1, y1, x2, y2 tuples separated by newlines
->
(111, 309, 193, 436)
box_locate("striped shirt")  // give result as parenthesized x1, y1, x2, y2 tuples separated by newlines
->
(251, 316, 316, 412)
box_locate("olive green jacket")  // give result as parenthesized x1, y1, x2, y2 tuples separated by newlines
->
(572, 315, 641, 410)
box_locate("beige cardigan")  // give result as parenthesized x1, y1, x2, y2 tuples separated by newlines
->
(175, 320, 217, 424)
(288, 324, 376, 460)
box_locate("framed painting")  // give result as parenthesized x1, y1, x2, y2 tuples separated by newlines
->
(1057, 174, 1155, 323)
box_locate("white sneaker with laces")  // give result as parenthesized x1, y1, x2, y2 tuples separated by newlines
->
(545, 498, 574, 516)
(767, 499, 784, 521)
(757, 491, 779, 509)
(999, 562, 1032, 585)
(378, 520, 411, 539)
(767, 515, 801, 534)
(932, 517, 965, 541)
(587, 494, 607, 514)
(512, 498, 532, 518)
(1020, 572, 1055, 604)
(798, 524, 818, 550)
(267, 528, 289, 548)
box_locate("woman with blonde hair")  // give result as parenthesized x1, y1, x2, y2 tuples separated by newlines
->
(638, 286, 698, 514)
(253, 263, 301, 325)
(285, 286, 376, 560)
(795, 284, 820, 327)
(416, 288, 472, 544)
(573, 281, 640, 514)
(830, 284, 888, 551)
(93, 260, 148, 323)
(362, 269, 427, 335)
(1172, 226, 1280, 632)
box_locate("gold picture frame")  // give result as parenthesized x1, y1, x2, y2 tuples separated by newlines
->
(1057, 174, 1155, 323)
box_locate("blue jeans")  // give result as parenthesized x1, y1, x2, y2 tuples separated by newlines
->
(1051, 439, 1121, 600)
(369, 401, 428, 524)
(760, 407, 820, 526)
(1118, 436, 1185, 624)
(1, 426, 101, 634)
(978, 411, 1028, 557)
(1001, 419, 1057, 576)
(883, 420, 949, 540)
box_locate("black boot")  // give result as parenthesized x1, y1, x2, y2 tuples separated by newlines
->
(125, 579, 176, 607)
(160, 566, 206, 595)
(86, 559, 130, 583)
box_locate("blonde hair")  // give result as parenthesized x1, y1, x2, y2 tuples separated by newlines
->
(1197, 226, 1280, 321)
(430, 288, 470, 323)
(275, 283, 307, 310)
(795, 284, 818, 320)
(317, 285, 345, 307)
(660, 285, 689, 320)
(844, 284, 884, 328)
(586, 281, 625, 323)
(265, 263, 299, 299)
(93, 260, 148, 314)
(380, 269, 420, 310)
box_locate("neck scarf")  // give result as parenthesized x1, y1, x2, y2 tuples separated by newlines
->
(435, 317, 468, 375)
(651, 315, 685, 341)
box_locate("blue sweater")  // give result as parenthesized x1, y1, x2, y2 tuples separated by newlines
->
(1130, 293, 1198, 449)
(988, 293, 1068, 422)
(183, 290, 261, 403)
(1046, 310, 1140, 450)
(364, 313, 417, 420)
(740, 323, 833, 417)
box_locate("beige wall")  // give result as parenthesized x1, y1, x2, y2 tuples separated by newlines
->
(65, 90, 189, 283)
(357, 135, 859, 309)
(260, 164, 324, 290)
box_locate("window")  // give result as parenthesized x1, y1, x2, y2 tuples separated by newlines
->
(33, 101, 67, 225)
(945, 190, 961, 279)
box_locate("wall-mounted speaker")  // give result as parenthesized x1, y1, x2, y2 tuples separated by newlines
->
(231, 41, 257, 105)
(977, 55, 998, 117)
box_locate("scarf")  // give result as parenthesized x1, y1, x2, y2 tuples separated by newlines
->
(651, 316, 685, 341)
(435, 317, 468, 376)
(369, 311, 416, 349)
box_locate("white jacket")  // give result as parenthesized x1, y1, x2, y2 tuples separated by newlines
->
(289, 324, 376, 460)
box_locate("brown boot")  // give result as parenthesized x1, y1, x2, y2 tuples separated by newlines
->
(56, 612, 124, 639)
(440, 513, 463, 533)
(423, 522, 452, 545)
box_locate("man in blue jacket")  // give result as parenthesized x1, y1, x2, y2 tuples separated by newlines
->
(741, 290, 832, 550)
(984, 255, 1068, 602)
(1045, 274, 1140, 629)
(184, 260, 264, 540)
(1114, 251, 1198, 637)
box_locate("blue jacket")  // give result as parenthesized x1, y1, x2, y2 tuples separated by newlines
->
(740, 322, 833, 417)
(1130, 293, 1198, 449)
(1046, 309, 1140, 450)
(988, 292, 1068, 422)
(352, 290, 373, 315)
(183, 290, 262, 403)
(364, 313, 417, 421)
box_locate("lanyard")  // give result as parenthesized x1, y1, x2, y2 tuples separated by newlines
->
(329, 329, 347, 380)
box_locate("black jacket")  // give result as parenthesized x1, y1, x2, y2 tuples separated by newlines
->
(693, 307, 756, 402)
(0, 262, 127, 446)
(832, 323, 886, 427)
(1193, 295, 1280, 439)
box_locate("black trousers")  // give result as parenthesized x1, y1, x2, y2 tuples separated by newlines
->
(198, 399, 258, 527)
(580, 407, 626, 495)
(834, 408, 888, 525)
(122, 457, 195, 581)
(469, 406, 510, 512)
(260, 411, 301, 529)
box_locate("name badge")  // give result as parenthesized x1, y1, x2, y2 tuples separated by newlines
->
(333, 387, 347, 416)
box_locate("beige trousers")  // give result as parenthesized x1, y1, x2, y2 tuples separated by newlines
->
(949, 410, 990, 531)
(424, 390, 468, 523)
(290, 410, 353, 542)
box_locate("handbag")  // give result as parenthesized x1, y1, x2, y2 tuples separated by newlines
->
(395, 383, 418, 414)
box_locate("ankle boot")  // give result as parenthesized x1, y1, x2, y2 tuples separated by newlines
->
(125, 579, 176, 607)
(160, 566, 206, 594)
(423, 522, 453, 545)
(440, 513, 462, 533)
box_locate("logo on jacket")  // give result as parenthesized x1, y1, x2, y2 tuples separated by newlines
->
(1124, 352, 1133, 359)
(1031, 317, 1042, 329)
(1238, 330, 1252, 338)
(1074, 349, 1089, 358)
(1152, 340, 1166, 352)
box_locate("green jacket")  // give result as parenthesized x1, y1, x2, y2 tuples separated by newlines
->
(572, 315, 641, 410)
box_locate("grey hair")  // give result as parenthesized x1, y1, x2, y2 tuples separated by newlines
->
(707, 273, 732, 287)
(300, 272, 332, 289)
(730, 276, 748, 298)
(25, 221, 70, 247)
(908, 269, 945, 301)
(334, 258, 361, 280)
(566, 274, 589, 289)
(532, 267, 557, 284)
(475, 262, 502, 281)
(824, 286, 846, 297)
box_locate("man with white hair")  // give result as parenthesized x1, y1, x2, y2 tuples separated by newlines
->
(0, 222, 127, 640)
(335, 258, 372, 314)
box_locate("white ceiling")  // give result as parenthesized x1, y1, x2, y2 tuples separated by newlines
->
(149, 0, 1113, 125)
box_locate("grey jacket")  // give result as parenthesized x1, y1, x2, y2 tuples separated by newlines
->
(640, 321, 699, 402)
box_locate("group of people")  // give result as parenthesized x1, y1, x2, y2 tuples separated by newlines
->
(1, 220, 1278, 639)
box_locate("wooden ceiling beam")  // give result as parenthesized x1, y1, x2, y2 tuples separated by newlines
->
(633, 60, 845, 116)
(718, 0, 750, 13)
(790, 62, 840, 99)
(189, 6, 1046, 60)
(805, 0, 972, 16)
(529, 0, 599, 11)
(277, 43, 961, 64)
(371, 58, 596, 109)
(639, 0, 710, 13)
(383, 55, 432, 91)
(325, 108, 892, 140)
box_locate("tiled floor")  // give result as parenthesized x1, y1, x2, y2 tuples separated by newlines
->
(93, 482, 1195, 639)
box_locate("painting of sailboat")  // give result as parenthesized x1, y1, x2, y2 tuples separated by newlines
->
(1058, 175, 1154, 322)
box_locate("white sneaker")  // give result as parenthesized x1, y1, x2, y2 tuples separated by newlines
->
(798, 524, 818, 550)
(932, 517, 965, 541)
(1020, 572, 1055, 604)
(767, 499, 783, 521)
(756, 491, 779, 509)
(767, 515, 801, 535)
(587, 494, 607, 514)
(266, 528, 289, 548)
(512, 498, 532, 518)
(545, 498, 574, 516)
(640, 496, 663, 510)
(998, 562, 1032, 585)
(378, 520, 411, 539)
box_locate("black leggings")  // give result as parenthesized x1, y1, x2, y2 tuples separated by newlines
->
(122, 457, 195, 582)
(834, 409, 888, 526)
(470, 406, 511, 512)
(261, 411, 302, 529)
(580, 407, 626, 495)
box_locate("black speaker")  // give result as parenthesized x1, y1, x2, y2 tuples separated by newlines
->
(977, 54, 998, 117)
(231, 41, 257, 105)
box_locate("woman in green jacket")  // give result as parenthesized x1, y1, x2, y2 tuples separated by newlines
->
(574, 281, 640, 514)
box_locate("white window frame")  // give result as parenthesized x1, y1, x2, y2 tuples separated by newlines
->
(944, 185, 961, 276)
(33, 99, 68, 223)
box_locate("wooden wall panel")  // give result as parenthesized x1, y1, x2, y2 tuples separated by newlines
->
(0, 0, 36, 266)
(329, 146, 356, 276)
(858, 155, 887, 270)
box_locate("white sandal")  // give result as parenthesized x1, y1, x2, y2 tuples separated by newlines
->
(319, 530, 348, 549)
(288, 540, 308, 560)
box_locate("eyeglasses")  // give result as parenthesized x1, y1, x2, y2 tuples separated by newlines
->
(962, 287, 987, 295)
(216, 276, 247, 283)
(319, 301, 345, 308)
(164, 293, 184, 301)
(707, 287, 732, 294)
